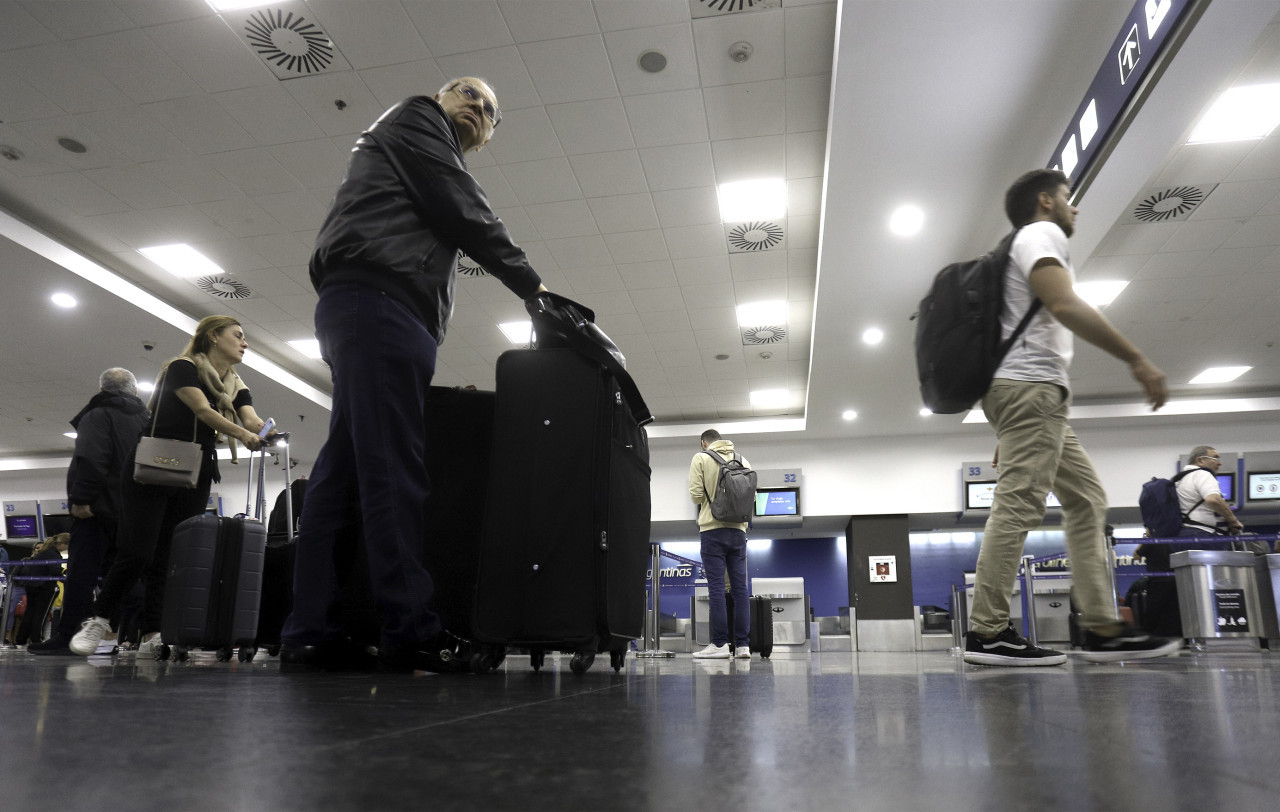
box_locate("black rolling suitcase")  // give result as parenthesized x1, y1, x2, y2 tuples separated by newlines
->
(257, 438, 302, 654)
(472, 294, 652, 674)
(724, 592, 774, 658)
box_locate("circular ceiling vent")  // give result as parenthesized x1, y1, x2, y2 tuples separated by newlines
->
(457, 251, 488, 276)
(697, 0, 769, 12)
(728, 221, 784, 252)
(1132, 186, 1204, 222)
(196, 275, 254, 300)
(242, 9, 336, 75)
(743, 325, 787, 344)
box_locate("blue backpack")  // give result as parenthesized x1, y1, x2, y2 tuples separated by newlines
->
(1138, 468, 1205, 537)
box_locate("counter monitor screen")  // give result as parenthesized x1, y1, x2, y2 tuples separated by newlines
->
(754, 488, 799, 517)
(1215, 472, 1236, 501)
(42, 514, 72, 537)
(967, 482, 1059, 510)
(5, 515, 38, 539)
(1247, 471, 1280, 502)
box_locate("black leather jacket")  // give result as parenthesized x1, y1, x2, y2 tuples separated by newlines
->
(66, 391, 151, 520)
(310, 96, 542, 343)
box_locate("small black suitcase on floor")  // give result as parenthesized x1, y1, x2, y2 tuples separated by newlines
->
(161, 513, 266, 661)
(725, 592, 774, 658)
(473, 302, 652, 675)
(1127, 575, 1182, 637)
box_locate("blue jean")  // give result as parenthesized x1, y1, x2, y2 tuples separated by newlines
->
(701, 527, 749, 647)
(282, 283, 441, 648)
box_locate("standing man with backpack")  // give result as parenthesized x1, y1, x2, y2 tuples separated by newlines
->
(964, 168, 1180, 666)
(689, 429, 755, 660)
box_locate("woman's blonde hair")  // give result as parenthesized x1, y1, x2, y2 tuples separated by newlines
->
(181, 315, 242, 359)
(32, 533, 70, 555)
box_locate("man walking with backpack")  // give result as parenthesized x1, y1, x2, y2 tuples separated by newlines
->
(689, 429, 755, 660)
(965, 169, 1180, 666)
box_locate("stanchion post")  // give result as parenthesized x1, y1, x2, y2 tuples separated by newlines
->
(1021, 555, 1039, 645)
(636, 543, 674, 659)
(1107, 544, 1120, 616)
(0, 571, 13, 650)
(951, 583, 963, 650)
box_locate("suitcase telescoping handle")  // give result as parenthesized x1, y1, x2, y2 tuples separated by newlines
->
(525, 292, 654, 426)
(241, 431, 291, 523)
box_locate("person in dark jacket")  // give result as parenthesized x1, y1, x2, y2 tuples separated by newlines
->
(30, 368, 150, 655)
(15, 533, 69, 646)
(281, 78, 550, 674)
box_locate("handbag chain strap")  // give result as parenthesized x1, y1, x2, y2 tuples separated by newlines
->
(148, 364, 199, 443)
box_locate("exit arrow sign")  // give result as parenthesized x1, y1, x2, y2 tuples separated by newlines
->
(1118, 24, 1142, 84)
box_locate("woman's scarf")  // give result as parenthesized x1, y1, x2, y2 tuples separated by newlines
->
(153, 353, 249, 461)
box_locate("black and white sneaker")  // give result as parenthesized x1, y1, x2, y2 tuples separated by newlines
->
(1079, 625, 1181, 663)
(963, 626, 1067, 666)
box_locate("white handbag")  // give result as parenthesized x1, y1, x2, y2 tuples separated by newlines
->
(133, 370, 203, 489)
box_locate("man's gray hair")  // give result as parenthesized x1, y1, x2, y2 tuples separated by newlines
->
(100, 367, 138, 397)
(1189, 445, 1215, 464)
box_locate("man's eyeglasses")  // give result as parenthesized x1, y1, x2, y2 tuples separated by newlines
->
(1198, 455, 1220, 462)
(450, 82, 501, 128)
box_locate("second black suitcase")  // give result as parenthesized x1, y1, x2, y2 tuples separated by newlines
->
(724, 592, 774, 658)
(161, 513, 266, 661)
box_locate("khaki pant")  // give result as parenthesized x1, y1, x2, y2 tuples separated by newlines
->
(970, 379, 1119, 636)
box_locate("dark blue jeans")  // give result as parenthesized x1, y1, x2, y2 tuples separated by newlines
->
(57, 516, 115, 638)
(701, 527, 749, 647)
(282, 283, 441, 648)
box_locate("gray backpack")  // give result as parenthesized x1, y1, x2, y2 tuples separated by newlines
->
(702, 450, 758, 523)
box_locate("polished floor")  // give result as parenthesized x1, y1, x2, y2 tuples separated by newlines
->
(2, 643, 1278, 811)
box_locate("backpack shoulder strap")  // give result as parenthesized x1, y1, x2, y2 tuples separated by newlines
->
(702, 450, 726, 466)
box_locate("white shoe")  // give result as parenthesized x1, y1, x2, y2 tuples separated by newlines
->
(135, 633, 164, 660)
(735, 646, 751, 659)
(69, 617, 112, 657)
(692, 643, 731, 659)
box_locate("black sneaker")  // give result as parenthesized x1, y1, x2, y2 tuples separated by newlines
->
(1080, 625, 1181, 663)
(378, 630, 472, 674)
(964, 626, 1067, 666)
(280, 637, 379, 673)
(28, 636, 74, 656)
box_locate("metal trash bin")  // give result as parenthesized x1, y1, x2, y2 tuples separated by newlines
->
(1255, 554, 1280, 649)
(1171, 550, 1261, 651)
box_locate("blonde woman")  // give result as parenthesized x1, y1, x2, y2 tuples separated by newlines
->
(70, 316, 271, 657)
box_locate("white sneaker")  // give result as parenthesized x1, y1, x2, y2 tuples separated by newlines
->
(69, 617, 112, 656)
(135, 633, 164, 660)
(692, 643, 731, 659)
(735, 646, 751, 659)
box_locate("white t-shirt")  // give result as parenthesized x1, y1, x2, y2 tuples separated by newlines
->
(992, 221, 1074, 390)
(1177, 465, 1220, 528)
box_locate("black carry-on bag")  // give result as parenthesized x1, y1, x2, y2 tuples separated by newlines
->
(472, 293, 653, 675)
(725, 592, 774, 658)
(257, 435, 300, 655)
(159, 445, 270, 662)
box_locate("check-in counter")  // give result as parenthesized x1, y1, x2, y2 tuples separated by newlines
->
(752, 577, 809, 646)
(1258, 554, 1280, 648)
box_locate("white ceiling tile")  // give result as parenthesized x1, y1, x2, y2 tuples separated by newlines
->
(604, 23, 700, 95)
(787, 247, 816, 275)
(568, 150, 649, 197)
(657, 348, 703, 367)
(729, 250, 787, 281)
(80, 211, 173, 250)
(498, 0, 599, 42)
(692, 8, 784, 87)
(734, 277, 788, 303)
(482, 106, 564, 164)
(114, 0, 213, 27)
(359, 60, 450, 110)
(594, 1, 690, 32)
(1159, 218, 1241, 254)
(501, 157, 583, 204)
(144, 205, 234, 244)
(242, 233, 314, 268)
(580, 290, 637, 315)
(605, 229, 669, 264)
(525, 200, 599, 239)
(587, 193, 659, 233)
(786, 176, 822, 217)
(561, 266, 626, 294)
(652, 186, 720, 228)
(0, 75, 64, 123)
(144, 157, 243, 205)
(39, 173, 129, 217)
(404, 1, 512, 57)
(711, 134, 785, 184)
(784, 130, 825, 178)
(640, 310, 693, 334)
(617, 260, 676, 290)
(520, 241, 560, 272)
(282, 73, 387, 137)
(0, 2, 55, 50)
(1227, 134, 1280, 183)
(787, 277, 814, 302)
(146, 15, 273, 94)
(1224, 214, 1280, 249)
(1077, 253, 1148, 281)
(306, 0, 432, 68)
(143, 95, 257, 155)
(253, 190, 330, 232)
(1093, 222, 1179, 256)
(469, 166, 521, 209)
(493, 206, 539, 242)
(20, 0, 135, 40)
(521, 35, 618, 104)
(213, 85, 327, 146)
(74, 107, 194, 164)
(783, 2, 836, 77)
(71, 29, 203, 104)
(546, 98, 635, 155)
(624, 89, 709, 148)
(639, 142, 715, 190)
(787, 213, 819, 249)
(664, 222, 727, 259)
(267, 138, 350, 190)
(684, 304, 737, 330)
(80, 166, 186, 210)
(674, 254, 732, 286)
(682, 281, 733, 305)
(547, 235, 613, 268)
(1154, 141, 1256, 187)
(0, 42, 132, 114)
(196, 239, 271, 275)
(8, 116, 131, 171)
(1133, 249, 1211, 280)
(598, 312, 645, 335)
(1192, 179, 1280, 221)
(435, 46, 540, 112)
(785, 73, 831, 133)
(208, 148, 307, 198)
(197, 198, 285, 238)
(703, 80, 785, 141)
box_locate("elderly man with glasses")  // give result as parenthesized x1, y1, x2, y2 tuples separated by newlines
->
(282, 77, 548, 674)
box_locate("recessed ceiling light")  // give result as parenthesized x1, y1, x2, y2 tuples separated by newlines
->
(736, 300, 787, 327)
(139, 244, 226, 278)
(1074, 280, 1128, 307)
(718, 179, 786, 223)
(638, 50, 667, 73)
(919, 408, 932, 416)
(499, 321, 533, 345)
(50, 292, 77, 308)
(841, 409, 857, 421)
(57, 137, 87, 154)
(288, 339, 323, 359)
(888, 204, 925, 236)
(137, 381, 155, 393)
(1188, 83, 1280, 143)
(206, 0, 273, 10)
(750, 388, 789, 408)
(1189, 366, 1251, 384)
(63, 431, 77, 439)
(861, 327, 884, 345)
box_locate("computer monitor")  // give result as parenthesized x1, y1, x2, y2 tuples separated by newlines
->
(1246, 471, 1280, 502)
(1215, 472, 1236, 502)
(754, 487, 800, 517)
(966, 481, 1059, 510)
(5, 515, 38, 539)
(42, 514, 73, 536)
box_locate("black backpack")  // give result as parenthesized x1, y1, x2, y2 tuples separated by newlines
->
(702, 450, 757, 523)
(913, 228, 1041, 414)
(1138, 468, 1206, 538)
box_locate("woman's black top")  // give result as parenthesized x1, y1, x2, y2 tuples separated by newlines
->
(150, 359, 253, 451)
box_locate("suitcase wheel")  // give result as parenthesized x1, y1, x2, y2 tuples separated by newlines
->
(216, 646, 233, 662)
(530, 650, 546, 671)
(267, 645, 281, 657)
(468, 645, 505, 674)
(173, 646, 189, 662)
(237, 646, 257, 663)
(609, 649, 626, 672)
(156, 644, 172, 662)
(569, 652, 595, 676)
